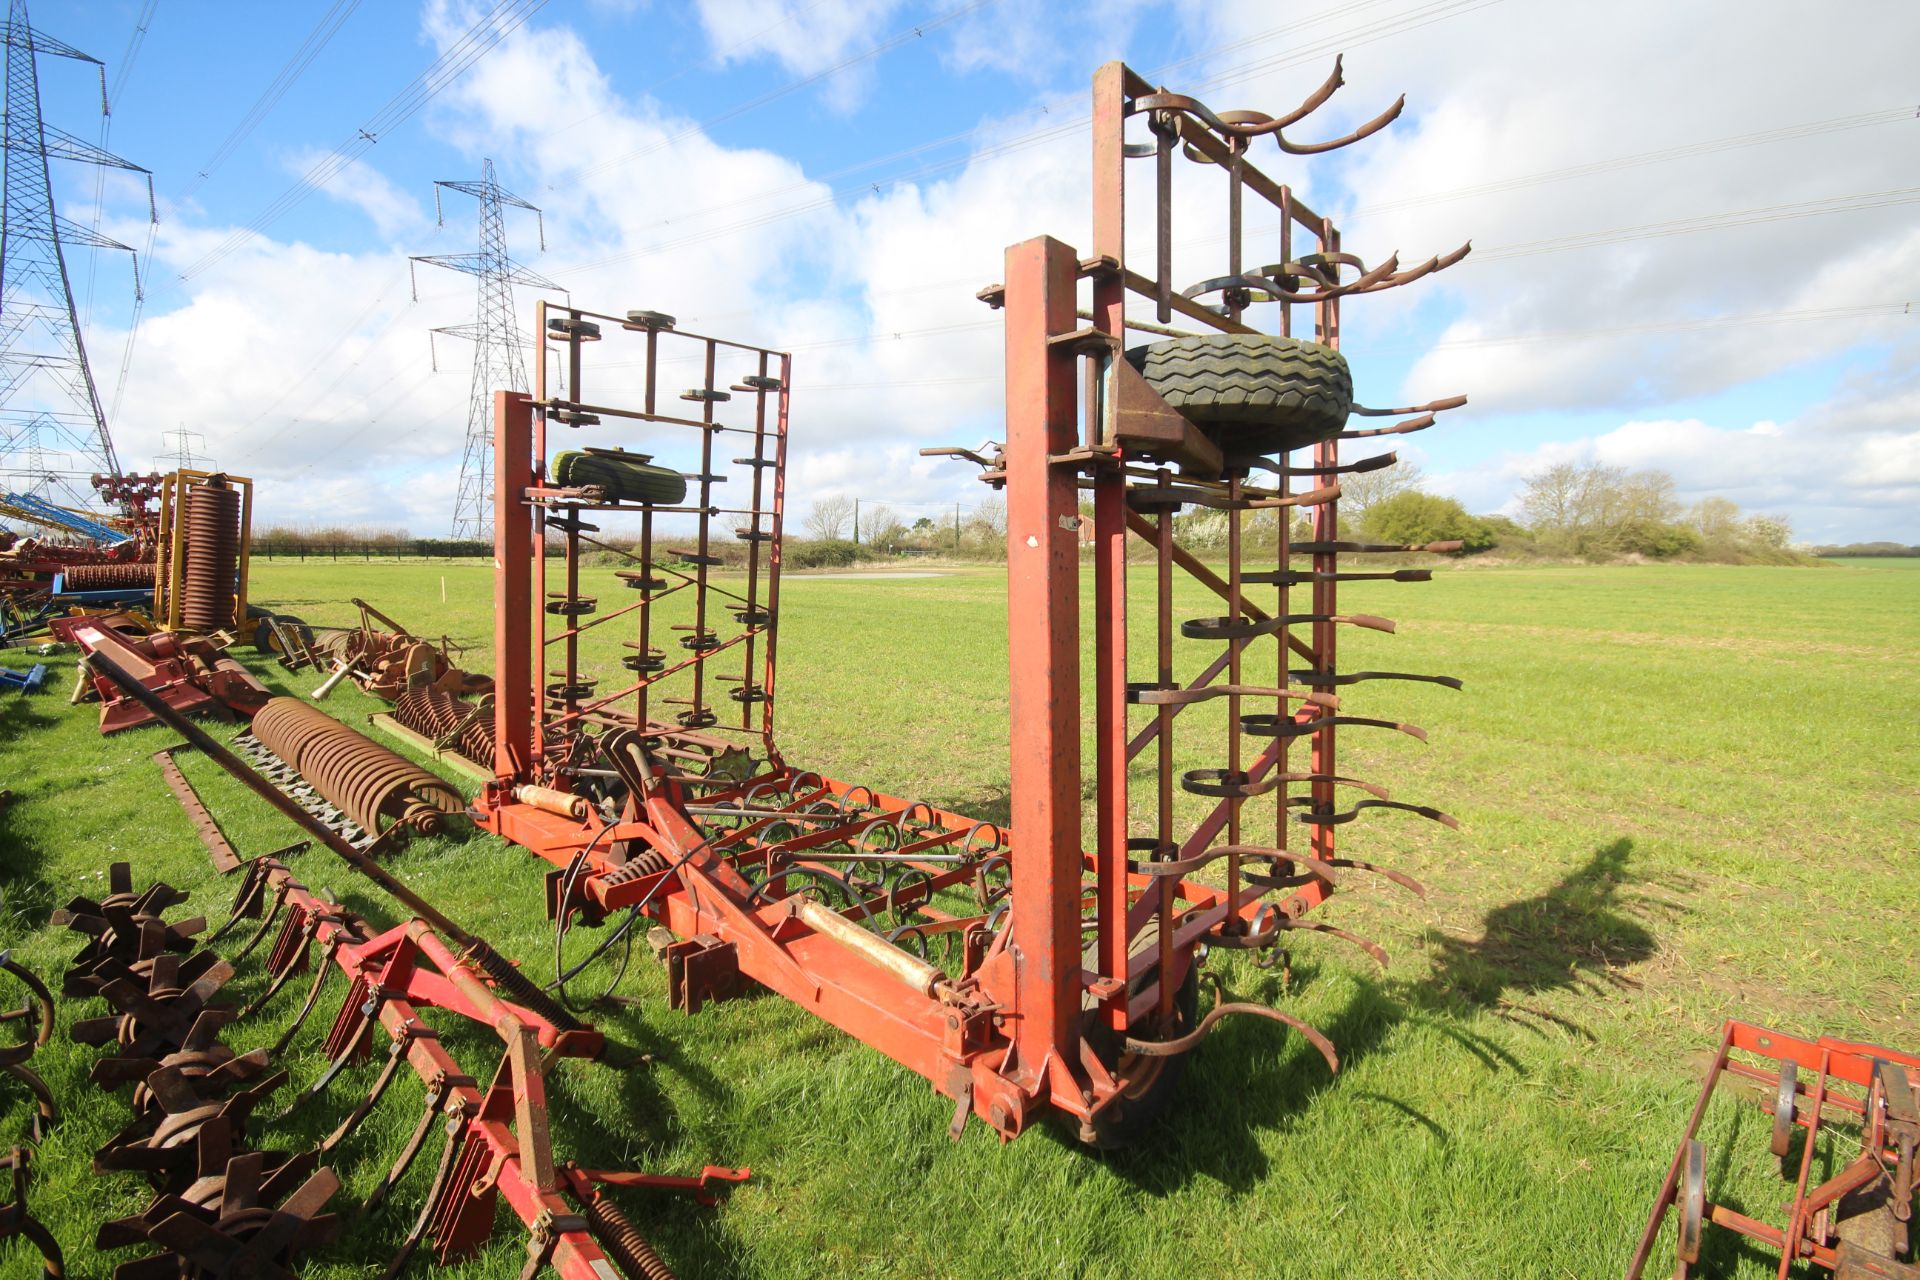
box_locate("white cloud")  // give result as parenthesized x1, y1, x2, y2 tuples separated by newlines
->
(63, 0, 1920, 543)
(1428, 350, 1920, 541)
(692, 0, 907, 110)
(288, 149, 426, 241)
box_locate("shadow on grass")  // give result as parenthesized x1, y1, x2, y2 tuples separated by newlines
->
(1421, 837, 1665, 1035)
(1100, 838, 1665, 1193)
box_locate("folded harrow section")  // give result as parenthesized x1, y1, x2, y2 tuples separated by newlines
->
(466, 58, 1468, 1149)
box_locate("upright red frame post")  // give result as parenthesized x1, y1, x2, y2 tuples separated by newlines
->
(493, 390, 536, 779)
(1000, 235, 1087, 1094)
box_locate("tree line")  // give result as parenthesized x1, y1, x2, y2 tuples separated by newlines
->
(1307, 459, 1805, 563)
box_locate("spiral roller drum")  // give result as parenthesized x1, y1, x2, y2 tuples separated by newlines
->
(391, 686, 496, 767)
(252, 696, 464, 836)
(60, 561, 156, 591)
(182, 476, 241, 632)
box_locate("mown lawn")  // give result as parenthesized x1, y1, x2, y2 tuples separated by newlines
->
(1, 557, 1915, 1278)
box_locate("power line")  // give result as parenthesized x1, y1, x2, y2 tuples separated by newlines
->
(182, 0, 363, 197)
(1467, 186, 1920, 263)
(80, 0, 157, 333)
(179, 0, 549, 281)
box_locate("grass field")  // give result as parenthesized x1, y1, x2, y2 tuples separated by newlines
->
(1, 557, 1916, 1278)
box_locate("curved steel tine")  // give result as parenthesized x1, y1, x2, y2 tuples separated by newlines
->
(270, 981, 377, 1127)
(236, 921, 313, 1021)
(228, 885, 290, 966)
(1278, 92, 1405, 154)
(1276, 55, 1348, 126)
(1280, 919, 1390, 970)
(376, 1114, 468, 1280)
(1323, 858, 1428, 899)
(1340, 412, 1437, 440)
(1354, 242, 1472, 296)
(1135, 844, 1341, 886)
(3, 1062, 57, 1140)
(1352, 394, 1469, 418)
(1294, 798, 1460, 829)
(206, 859, 272, 945)
(318, 1035, 412, 1155)
(1124, 1000, 1339, 1074)
(364, 1081, 450, 1214)
(268, 939, 341, 1057)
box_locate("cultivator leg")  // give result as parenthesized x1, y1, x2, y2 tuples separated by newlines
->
(52, 859, 744, 1277)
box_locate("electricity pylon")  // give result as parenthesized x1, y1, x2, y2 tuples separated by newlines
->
(0, 0, 155, 510)
(409, 158, 559, 541)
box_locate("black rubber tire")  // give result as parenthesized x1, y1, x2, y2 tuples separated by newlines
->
(552, 451, 688, 506)
(253, 612, 314, 654)
(1078, 926, 1201, 1150)
(1126, 333, 1352, 455)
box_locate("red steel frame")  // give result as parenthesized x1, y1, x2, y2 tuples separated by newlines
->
(472, 59, 1466, 1143)
(1627, 1020, 1920, 1279)
(233, 856, 743, 1278)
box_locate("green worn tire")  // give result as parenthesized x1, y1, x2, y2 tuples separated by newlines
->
(1126, 333, 1352, 455)
(551, 451, 688, 506)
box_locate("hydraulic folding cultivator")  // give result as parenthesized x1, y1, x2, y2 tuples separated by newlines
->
(468, 58, 1468, 1146)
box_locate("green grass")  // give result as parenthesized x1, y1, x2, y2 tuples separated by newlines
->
(2, 557, 1916, 1278)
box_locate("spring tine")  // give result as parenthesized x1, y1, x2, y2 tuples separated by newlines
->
(266, 940, 339, 1058)
(1125, 1000, 1340, 1074)
(1322, 857, 1428, 899)
(318, 1035, 413, 1156)
(364, 1077, 461, 1214)
(273, 984, 383, 1127)
(1280, 919, 1390, 970)
(237, 917, 314, 1021)
(207, 859, 274, 945)
(3, 1062, 57, 1141)
(375, 1113, 469, 1279)
(227, 883, 289, 965)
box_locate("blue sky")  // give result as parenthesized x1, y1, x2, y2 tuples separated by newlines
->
(25, 0, 1920, 541)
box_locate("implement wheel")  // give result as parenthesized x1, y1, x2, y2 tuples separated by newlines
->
(1078, 922, 1200, 1150)
(1126, 333, 1351, 456)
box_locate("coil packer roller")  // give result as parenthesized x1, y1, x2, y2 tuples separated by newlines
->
(473, 57, 1468, 1146)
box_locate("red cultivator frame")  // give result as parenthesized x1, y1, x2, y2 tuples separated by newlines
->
(474, 59, 1465, 1144)
(1629, 1021, 1920, 1279)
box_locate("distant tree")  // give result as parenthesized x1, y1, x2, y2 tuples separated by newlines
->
(805, 495, 855, 540)
(1335, 457, 1425, 519)
(863, 503, 907, 553)
(1688, 496, 1743, 542)
(1520, 461, 1693, 556)
(912, 516, 934, 532)
(971, 496, 1006, 537)
(1360, 490, 1495, 552)
(1743, 513, 1792, 548)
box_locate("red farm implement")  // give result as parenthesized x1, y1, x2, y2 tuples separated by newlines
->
(1629, 1020, 1920, 1280)
(470, 58, 1469, 1146)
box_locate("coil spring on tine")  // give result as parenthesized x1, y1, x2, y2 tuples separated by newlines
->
(582, 1189, 678, 1280)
